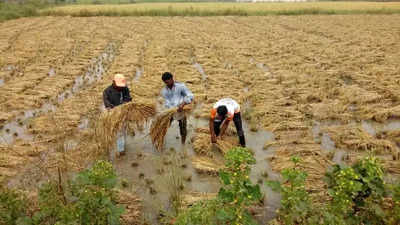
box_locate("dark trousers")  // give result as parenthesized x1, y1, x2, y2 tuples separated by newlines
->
(214, 112, 246, 147)
(170, 116, 187, 137)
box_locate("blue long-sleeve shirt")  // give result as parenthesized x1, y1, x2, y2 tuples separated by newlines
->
(161, 82, 194, 109)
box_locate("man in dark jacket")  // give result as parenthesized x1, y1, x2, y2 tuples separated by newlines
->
(103, 73, 132, 109)
(103, 74, 132, 157)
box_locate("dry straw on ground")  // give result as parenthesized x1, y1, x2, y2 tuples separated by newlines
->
(181, 192, 217, 207)
(115, 189, 142, 225)
(95, 102, 155, 154)
(191, 156, 223, 175)
(192, 127, 237, 156)
(324, 125, 396, 154)
(269, 145, 332, 195)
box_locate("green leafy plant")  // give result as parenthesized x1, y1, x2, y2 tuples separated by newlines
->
(266, 156, 316, 225)
(267, 156, 394, 225)
(174, 147, 262, 225)
(0, 188, 29, 225)
(218, 147, 262, 225)
(324, 156, 386, 224)
(0, 160, 124, 225)
(69, 160, 124, 225)
(386, 182, 400, 225)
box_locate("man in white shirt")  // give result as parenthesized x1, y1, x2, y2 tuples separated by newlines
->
(209, 98, 246, 147)
(161, 72, 194, 144)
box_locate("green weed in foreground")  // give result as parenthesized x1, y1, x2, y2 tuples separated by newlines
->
(0, 160, 124, 225)
(174, 147, 262, 225)
(267, 156, 400, 225)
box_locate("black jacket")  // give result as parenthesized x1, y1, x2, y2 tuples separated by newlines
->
(103, 84, 132, 109)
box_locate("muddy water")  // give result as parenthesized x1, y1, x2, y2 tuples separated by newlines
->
(113, 112, 280, 224)
(312, 120, 348, 165)
(250, 58, 270, 74)
(0, 42, 118, 145)
(312, 119, 400, 165)
(134, 68, 143, 81)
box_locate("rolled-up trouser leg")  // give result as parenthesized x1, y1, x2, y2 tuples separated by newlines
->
(178, 117, 187, 137)
(233, 112, 246, 147)
(116, 126, 126, 153)
(178, 117, 187, 143)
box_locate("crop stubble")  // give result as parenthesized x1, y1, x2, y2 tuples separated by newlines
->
(0, 16, 399, 201)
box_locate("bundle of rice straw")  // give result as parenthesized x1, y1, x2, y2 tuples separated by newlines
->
(192, 127, 237, 156)
(191, 156, 223, 175)
(95, 102, 155, 153)
(150, 106, 192, 151)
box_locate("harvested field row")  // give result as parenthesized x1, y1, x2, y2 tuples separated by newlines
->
(0, 16, 398, 201)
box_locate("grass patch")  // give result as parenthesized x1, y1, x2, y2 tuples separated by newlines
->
(40, 2, 400, 17)
(0, 1, 46, 22)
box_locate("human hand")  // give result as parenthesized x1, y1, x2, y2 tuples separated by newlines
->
(211, 134, 217, 143)
(177, 103, 185, 112)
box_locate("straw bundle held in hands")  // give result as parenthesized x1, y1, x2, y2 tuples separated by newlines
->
(95, 102, 155, 153)
(150, 106, 191, 151)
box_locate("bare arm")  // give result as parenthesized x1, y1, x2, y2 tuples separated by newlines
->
(219, 119, 230, 138)
(209, 118, 217, 143)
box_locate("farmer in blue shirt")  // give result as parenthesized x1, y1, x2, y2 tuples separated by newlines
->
(161, 72, 194, 144)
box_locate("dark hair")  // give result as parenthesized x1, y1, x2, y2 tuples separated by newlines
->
(217, 106, 228, 117)
(162, 72, 173, 81)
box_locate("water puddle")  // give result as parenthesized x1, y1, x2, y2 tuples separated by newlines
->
(312, 120, 345, 164)
(57, 42, 118, 104)
(78, 117, 89, 130)
(0, 79, 4, 87)
(312, 119, 400, 166)
(134, 68, 143, 81)
(193, 62, 207, 82)
(0, 121, 33, 145)
(332, 150, 346, 165)
(0, 42, 119, 145)
(361, 119, 400, 136)
(362, 120, 376, 136)
(250, 58, 270, 74)
(321, 133, 335, 151)
(113, 106, 279, 224)
(48, 68, 55, 77)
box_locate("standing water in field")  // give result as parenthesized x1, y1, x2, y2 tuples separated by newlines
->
(112, 113, 280, 224)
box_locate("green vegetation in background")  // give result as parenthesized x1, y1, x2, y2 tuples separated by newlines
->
(267, 156, 400, 225)
(0, 160, 125, 225)
(40, 2, 400, 17)
(174, 147, 262, 225)
(72, 0, 224, 5)
(0, 0, 47, 22)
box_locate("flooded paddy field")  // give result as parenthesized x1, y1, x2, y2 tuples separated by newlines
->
(0, 15, 399, 224)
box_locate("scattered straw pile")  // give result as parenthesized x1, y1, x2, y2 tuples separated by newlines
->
(115, 189, 142, 225)
(192, 127, 237, 156)
(191, 156, 223, 175)
(181, 192, 217, 207)
(269, 145, 332, 195)
(150, 106, 191, 151)
(324, 125, 396, 154)
(95, 102, 155, 153)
